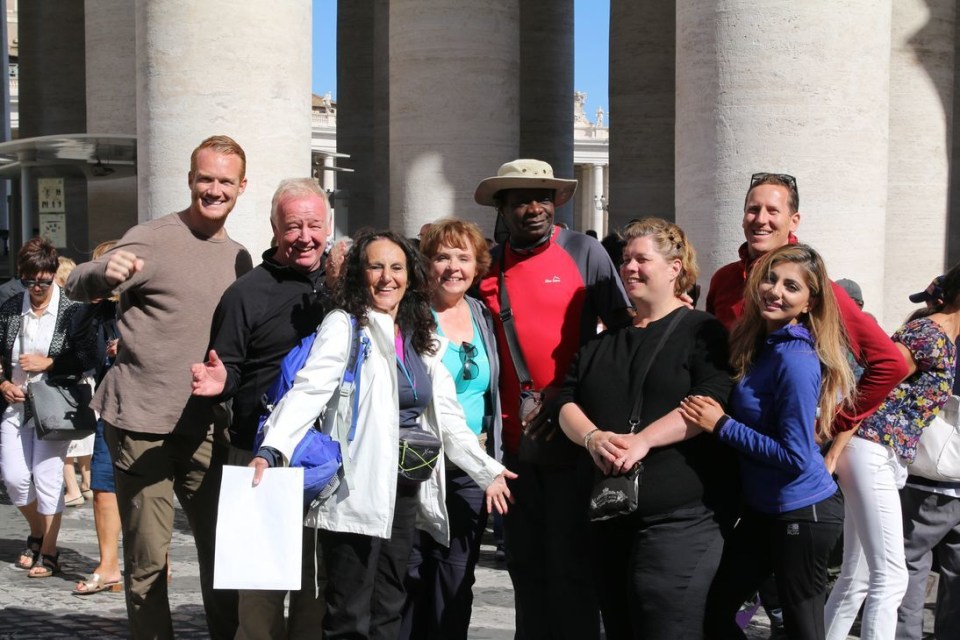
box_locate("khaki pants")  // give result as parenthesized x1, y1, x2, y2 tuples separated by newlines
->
(106, 424, 238, 640)
(229, 445, 327, 640)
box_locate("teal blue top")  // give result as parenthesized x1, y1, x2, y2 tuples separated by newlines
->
(435, 312, 490, 435)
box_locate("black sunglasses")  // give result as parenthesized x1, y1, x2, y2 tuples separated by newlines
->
(459, 341, 479, 382)
(20, 278, 54, 290)
(750, 172, 798, 193)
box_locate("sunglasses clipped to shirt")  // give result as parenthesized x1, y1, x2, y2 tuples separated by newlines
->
(20, 278, 54, 290)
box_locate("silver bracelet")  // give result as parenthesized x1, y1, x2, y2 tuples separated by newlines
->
(583, 428, 600, 449)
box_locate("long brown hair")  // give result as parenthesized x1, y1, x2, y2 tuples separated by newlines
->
(729, 244, 856, 442)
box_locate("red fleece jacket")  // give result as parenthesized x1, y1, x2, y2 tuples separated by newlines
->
(706, 239, 909, 433)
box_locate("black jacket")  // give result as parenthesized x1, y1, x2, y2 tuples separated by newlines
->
(207, 250, 328, 450)
(0, 290, 98, 413)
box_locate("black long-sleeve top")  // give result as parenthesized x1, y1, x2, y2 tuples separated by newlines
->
(557, 307, 738, 518)
(206, 250, 328, 450)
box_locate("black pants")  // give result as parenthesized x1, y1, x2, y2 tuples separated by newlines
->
(400, 467, 488, 640)
(593, 502, 725, 640)
(502, 453, 600, 640)
(705, 492, 844, 640)
(320, 482, 420, 640)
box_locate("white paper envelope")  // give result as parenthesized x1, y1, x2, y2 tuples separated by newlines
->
(214, 465, 304, 590)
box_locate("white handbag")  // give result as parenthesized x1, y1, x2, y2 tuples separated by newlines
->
(909, 395, 960, 482)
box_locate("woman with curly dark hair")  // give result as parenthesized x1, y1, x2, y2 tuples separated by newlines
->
(255, 229, 516, 639)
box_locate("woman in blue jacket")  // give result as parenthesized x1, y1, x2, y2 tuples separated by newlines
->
(681, 244, 855, 640)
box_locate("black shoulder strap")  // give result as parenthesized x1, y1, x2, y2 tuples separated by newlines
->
(629, 307, 688, 433)
(497, 248, 534, 389)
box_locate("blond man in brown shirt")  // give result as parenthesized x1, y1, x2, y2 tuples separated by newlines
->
(66, 135, 253, 640)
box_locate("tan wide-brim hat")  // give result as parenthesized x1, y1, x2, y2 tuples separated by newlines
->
(474, 159, 578, 207)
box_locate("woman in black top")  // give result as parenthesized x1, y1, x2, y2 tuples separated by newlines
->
(557, 218, 736, 639)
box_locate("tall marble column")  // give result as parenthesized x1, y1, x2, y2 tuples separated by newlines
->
(609, 0, 675, 229)
(337, 0, 390, 234)
(518, 0, 574, 227)
(591, 163, 606, 234)
(18, 0, 88, 256)
(676, 1, 892, 320)
(885, 0, 955, 327)
(86, 0, 138, 248)
(135, 0, 312, 259)
(389, 0, 519, 236)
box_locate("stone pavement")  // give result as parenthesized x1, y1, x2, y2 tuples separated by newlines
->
(0, 481, 934, 639)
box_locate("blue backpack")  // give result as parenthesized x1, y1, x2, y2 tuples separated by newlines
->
(255, 314, 369, 508)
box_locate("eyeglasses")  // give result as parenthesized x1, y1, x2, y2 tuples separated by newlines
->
(20, 278, 54, 290)
(459, 341, 479, 382)
(750, 172, 798, 194)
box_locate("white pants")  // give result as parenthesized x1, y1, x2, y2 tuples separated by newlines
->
(825, 436, 909, 640)
(0, 408, 69, 515)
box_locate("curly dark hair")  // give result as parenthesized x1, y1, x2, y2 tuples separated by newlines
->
(335, 229, 437, 356)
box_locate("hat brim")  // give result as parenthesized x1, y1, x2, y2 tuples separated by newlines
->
(908, 292, 931, 303)
(474, 176, 578, 207)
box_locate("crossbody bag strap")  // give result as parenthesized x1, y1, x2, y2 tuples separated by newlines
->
(497, 248, 534, 389)
(628, 307, 688, 434)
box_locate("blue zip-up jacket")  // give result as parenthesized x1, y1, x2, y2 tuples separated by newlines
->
(718, 324, 838, 514)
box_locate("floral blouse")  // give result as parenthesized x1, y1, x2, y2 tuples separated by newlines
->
(857, 317, 956, 462)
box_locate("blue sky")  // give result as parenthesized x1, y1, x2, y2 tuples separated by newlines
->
(311, 0, 609, 122)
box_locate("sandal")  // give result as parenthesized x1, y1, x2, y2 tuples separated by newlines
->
(27, 552, 61, 578)
(64, 495, 85, 507)
(15, 535, 42, 570)
(73, 572, 122, 595)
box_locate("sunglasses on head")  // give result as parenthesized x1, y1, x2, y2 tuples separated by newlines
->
(750, 172, 798, 194)
(20, 278, 54, 290)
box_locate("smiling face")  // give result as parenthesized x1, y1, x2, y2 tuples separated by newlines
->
(364, 239, 409, 318)
(273, 194, 330, 273)
(619, 235, 681, 307)
(757, 261, 813, 333)
(499, 188, 556, 246)
(186, 149, 247, 231)
(430, 241, 478, 303)
(742, 184, 800, 259)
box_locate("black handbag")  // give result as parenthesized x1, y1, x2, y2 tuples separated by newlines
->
(29, 377, 97, 441)
(398, 428, 443, 483)
(588, 308, 688, 521)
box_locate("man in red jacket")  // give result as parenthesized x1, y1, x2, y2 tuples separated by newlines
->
(706, 172, 907, 462)
(705, 172, 908, 637)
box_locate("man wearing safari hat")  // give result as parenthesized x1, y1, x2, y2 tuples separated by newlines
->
(475, 159, 631, 639)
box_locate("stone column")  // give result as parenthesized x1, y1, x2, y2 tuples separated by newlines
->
(591, 163, 606, 234)
(389, 0, 519, 237)
(86, 0, 138, 249)
(518, 0, 574, 227)
(337, 0, 390, 234)
(885, 0, 955, 328)
(135, 0, 312, 259)
(320, 155, 336, 194)
(609, 0, 675, 229)
(18, 0, 89, 257)
(676, 1, 892, 319)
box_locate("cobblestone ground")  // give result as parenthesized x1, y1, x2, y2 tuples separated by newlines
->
(0, 480, 934, 638)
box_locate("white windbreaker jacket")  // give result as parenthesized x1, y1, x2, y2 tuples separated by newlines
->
(259, 308, 505, 545)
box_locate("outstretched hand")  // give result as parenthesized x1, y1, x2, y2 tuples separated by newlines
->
(191, 349, 227, 397)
